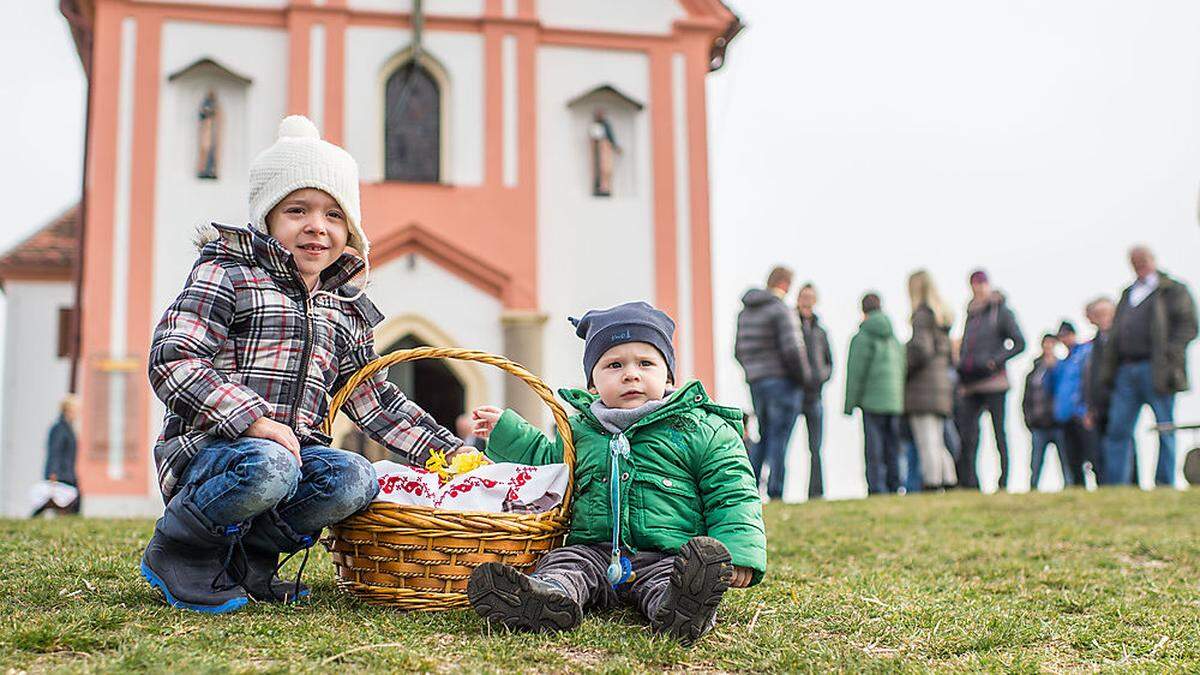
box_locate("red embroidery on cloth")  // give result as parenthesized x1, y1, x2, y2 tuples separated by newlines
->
(378, 466, 549, 508)
(505, 467, 538, 502)
(431, 476, 499, 507)
(378, 473, 429, 497)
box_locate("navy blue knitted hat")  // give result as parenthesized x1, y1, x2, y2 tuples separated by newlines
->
(569, 301, 676, 386)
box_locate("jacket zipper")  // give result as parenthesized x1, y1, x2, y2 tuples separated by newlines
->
(288, 280, 316, 435)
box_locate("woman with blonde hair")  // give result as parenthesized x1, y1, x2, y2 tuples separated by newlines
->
(905, 270, 958, 488)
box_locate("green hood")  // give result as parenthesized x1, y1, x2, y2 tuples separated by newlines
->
(844, 311, 906, 415)
(860, 311, 895, 338)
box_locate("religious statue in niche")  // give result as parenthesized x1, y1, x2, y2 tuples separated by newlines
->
(589, 109, 620, 197)
(196, 90, 219, 179)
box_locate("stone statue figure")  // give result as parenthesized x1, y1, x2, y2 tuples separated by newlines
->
(197, 90, 219, 179)
(589, 109, 620, 197)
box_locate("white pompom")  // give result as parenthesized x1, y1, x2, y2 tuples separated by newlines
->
(277, 115, 320, 140)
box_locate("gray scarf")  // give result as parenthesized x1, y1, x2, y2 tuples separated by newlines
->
(589, 391, 674, 435)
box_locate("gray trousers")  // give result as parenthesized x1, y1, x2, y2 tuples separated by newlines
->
(532, 543, 715, 632)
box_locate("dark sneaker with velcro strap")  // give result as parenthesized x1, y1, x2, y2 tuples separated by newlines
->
(467, 562, 583, 633)
(651, 536, 733, 645)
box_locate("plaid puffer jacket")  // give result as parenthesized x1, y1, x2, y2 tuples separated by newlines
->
(149, 222, 461, 501)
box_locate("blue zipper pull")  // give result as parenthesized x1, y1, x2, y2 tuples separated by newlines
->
(606, 432, 634, 588)
(610, 432, 630, 459)
(606, 551, 633, 586)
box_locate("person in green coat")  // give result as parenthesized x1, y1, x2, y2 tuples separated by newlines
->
(844, 293, 906, 494)
(465, 302, 766, 645)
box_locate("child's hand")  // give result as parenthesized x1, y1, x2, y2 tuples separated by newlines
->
(243, 416, 302, 465)
(730, 565, 753, 588)
(471, 406, 504, 439)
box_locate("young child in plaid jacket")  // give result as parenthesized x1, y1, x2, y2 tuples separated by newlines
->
(139, 116, 464, 613)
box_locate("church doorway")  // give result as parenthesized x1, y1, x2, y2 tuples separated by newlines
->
(344, 333, 466, 462)
(382, 334, 465, 431)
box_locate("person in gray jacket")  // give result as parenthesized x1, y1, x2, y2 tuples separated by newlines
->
(796, 283, 832, 499)
(735, 266, 811, 500)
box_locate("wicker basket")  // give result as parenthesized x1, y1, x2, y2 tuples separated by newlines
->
(319, 347, 575, 611)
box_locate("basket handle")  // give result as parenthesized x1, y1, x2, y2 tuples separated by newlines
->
(319, 346, 576, 510)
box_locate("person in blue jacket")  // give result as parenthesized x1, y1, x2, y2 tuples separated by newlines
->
(1046, 322, 1097, 487)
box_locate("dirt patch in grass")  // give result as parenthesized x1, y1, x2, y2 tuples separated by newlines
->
(1116, 553, 1169, 569)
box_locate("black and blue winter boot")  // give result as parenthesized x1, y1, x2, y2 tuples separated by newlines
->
(140, 485, 250, 614)
(233, 509, 314, 603)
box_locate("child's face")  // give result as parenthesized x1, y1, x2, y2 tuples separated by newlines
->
(589, 342, 669, 409)
(266, 188, 349, 288)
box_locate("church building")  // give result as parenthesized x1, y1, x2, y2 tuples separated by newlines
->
(0, 0, 740, 516)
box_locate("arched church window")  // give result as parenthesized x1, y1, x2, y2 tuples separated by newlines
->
(384, 62, 441, 182)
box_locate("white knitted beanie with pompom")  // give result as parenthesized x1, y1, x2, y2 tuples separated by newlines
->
(248, 115, 368, 257)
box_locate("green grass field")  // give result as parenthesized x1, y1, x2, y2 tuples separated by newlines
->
(3, 488, 1199, 673)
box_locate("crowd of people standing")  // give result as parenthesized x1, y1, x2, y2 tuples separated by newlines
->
(734, 245, 1198, 499)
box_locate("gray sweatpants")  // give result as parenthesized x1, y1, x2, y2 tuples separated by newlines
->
(531, 543, 716, 632)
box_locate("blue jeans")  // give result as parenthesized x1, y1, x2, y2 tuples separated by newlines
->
(1029, 427, 1067, 489)
(898, 417, 922, 493)
(802, 392, 825, 498)
(179, 437, 380, 533)
(748, 377, 803, 499)
(862, 412, 902, 494)
(943, 417, 962, 462)
(1103, 361, 1176, 486)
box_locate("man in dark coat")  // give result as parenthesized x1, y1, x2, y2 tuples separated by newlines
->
(1099, 246, 1198, 487)
(735, 266, 811, 500)
(956, 270, 1026, 491)
(796, 283, 833, 499)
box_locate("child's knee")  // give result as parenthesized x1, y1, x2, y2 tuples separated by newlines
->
(304, 450, 378, 521)
(233, 439, 302, 506)
(345, 452, 380, 510)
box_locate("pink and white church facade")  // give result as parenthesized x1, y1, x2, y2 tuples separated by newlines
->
(0, 0, 739, 516)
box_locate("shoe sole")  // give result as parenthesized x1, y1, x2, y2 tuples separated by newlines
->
(140, 561, 248, 615)
(467, 563, 582, 632)
(653, 536, 733, 646)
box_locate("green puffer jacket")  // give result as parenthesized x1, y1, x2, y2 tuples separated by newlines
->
(485, 380, 767, 585)
(844, 311, 906, 415)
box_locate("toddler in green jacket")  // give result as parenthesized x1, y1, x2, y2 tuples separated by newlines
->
(466, 302, 766, 645)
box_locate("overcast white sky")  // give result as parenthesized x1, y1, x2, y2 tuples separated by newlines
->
(709, 0, 1200, 498)
(3, 1, 1199, 499)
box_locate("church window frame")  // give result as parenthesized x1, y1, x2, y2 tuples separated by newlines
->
(378, 48, 452, 184)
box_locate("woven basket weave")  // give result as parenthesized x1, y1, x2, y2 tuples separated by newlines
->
(319, 347, 575, 611)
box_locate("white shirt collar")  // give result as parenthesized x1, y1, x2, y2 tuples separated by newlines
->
(1129, 271, 1160, 307)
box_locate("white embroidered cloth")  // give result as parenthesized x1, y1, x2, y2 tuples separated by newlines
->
(28, 480, 79, 510)
(372, 460, 569, 514)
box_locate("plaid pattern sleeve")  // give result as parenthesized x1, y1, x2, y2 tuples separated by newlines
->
(332, 320, 462, 465)
(148, 261, 271, 439)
